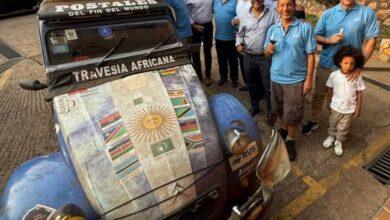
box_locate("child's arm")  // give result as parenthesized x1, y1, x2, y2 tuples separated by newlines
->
(326, 87, 333, 112)
(355, 91, 363, 118)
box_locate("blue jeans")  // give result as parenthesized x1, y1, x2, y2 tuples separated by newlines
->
(243, 53, 271, 113)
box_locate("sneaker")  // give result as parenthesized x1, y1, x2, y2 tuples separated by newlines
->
(334, 140, 343, 156)
(278, 128, 288, 140)
(217, 79, 227, 86)
(231, 81, 239, 88)
(301, 121, 319, 135)
(323, 136, 335, 149)
(285, 139, 297, 161)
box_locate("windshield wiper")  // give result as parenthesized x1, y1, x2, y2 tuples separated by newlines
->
(144, 33, 176, 58)
(96, 35, 127, 67)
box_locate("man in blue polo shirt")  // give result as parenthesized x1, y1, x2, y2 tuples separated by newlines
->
(214, 0, 239, 88)
(264, 0, 316, 161)
(302, 0, 380, 135)
(165, 0, 192, 45)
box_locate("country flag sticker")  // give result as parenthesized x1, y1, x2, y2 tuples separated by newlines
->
(102, 123, 128, 144)
(175, 107, 195, 120)
(168, 89, 185, 97)
(133, 97, 143, 106)
(99, 112, 121, 129)
(179, 120, 200, 134)
(113, 153, 140, 180)
(109, 137, 133, 161)
(151, 138, 175, 157)
(171, 97, 190, 108)
(159, 67, 177, 76)
(185, 133, 204, 150)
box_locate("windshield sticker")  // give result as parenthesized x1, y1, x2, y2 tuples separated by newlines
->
(72, 55, 175, 82)
(98, 26, 112, 38)
(65, 29, 78, 40)
(50, 36, 69, 54)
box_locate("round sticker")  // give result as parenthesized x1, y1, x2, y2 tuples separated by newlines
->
(98, 26, 112, 37)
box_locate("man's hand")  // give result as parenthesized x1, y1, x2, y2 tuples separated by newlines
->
(192, 23, 205, 33)
(303, 78, 312, 96)
(346, 68, 361, 82)
(231, 17, 240, 26)
(327, 33, 344, 44)
(264, 43, 275, 57)
(236, 44, 245, 55)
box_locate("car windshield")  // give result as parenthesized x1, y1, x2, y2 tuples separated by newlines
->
(46, 19, 178, 65)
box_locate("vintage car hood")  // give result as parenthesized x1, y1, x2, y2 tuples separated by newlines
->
(53, 65, 223, 219)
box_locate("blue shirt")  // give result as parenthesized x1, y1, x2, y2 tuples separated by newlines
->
(214, 0, 237, 41)
(264, 18, 317, 84)
(236, 6, 279, 54)
(315, 3, 380, 69)
(166, 0, 193, 39)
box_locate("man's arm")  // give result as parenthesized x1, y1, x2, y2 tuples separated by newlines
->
(355, 91, 363, 117)
(363, 38, 377, 63)
(346, 38, 377, 82)
(184, 0, 194, 23)
(303, 53, 315, 96)
(315, 34, 344, 45)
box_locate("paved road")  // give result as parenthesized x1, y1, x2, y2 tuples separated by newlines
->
(1, 14, 390, 219)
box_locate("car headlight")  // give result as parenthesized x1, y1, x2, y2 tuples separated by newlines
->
(224, 128, 251, 155)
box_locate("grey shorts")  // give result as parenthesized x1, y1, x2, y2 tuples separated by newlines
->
(271, 81, 304, 126)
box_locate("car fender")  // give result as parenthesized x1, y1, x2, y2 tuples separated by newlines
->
(209, 93, 262, 201)
(0, 153, 97, 219)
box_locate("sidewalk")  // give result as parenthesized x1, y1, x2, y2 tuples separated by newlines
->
(1, 14, 390, 220)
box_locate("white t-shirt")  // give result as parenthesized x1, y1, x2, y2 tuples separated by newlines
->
(326, 70, 366, 114)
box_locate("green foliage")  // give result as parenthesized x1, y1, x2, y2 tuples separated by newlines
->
(314, 0, 339, 8)
(306, 14, 319, 27)
(382, 30, 390, 39)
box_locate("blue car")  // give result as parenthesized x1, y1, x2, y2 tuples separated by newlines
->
(0, 1, 290, 219)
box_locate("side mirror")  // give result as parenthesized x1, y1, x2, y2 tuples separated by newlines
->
(19, 79, 47, 91)
(187, 43, 201, 53)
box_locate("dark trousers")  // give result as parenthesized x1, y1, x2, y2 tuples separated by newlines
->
(238, 54, 247, 84)
(243, 53, 271, 113)
(215, 39, 238, 83)
(191, 22, 213, 80)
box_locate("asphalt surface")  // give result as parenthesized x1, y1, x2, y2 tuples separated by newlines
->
(1, 14, 390, 219)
